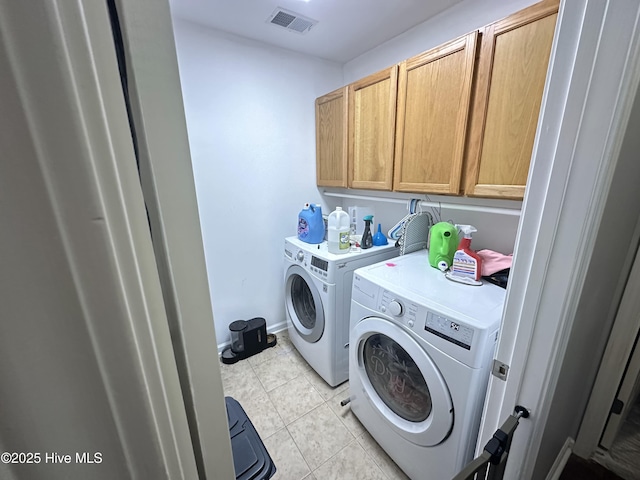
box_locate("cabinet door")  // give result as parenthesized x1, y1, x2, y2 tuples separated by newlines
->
(349, 66, 398, 190)
(316, 87, 348, 187)
(465, 0, 558, 199)
(393, 32, 478, 194)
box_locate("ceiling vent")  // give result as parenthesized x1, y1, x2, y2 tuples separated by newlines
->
(267, 7, 318, 35)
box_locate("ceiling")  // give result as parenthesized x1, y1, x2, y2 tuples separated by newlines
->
(168, 0, 463, 63)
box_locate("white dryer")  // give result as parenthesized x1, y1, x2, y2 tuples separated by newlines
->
(349, 250, 506, 480)
(284, 236, 396, 387)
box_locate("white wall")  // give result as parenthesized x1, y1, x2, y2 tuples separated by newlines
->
(171, 0, 541, 348)
(330, 193, 522, 255)
(343, 0, 537, 83)
(172, 18, 343, 345)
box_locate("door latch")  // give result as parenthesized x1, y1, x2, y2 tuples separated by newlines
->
(492, 359, 509, 381)
(611, 398, 624, 415)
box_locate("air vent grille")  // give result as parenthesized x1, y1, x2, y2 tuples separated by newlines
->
(267, 7, 317, 35)
(271, 11, 296, 28)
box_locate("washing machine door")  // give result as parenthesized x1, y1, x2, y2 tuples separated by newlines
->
(285, 264, 325, 343)
(352, 317, 454, 447)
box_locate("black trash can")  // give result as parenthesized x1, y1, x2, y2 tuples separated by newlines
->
(225, 396, 276, 480)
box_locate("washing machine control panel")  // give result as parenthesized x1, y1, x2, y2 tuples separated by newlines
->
(387, 300, 403, 316)
(379, 291, 418, 325)
(425, 312, 474, 350)
(377, 288, 474, 350)
(311, 256, 328, 272)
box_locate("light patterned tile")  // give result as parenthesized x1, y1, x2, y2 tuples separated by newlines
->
(219, 356, 253, 383)
(252, 353, 302, 392)
(313, 441, 387, 480)
(286, 347, 314, 372)
(327, 388, 366, 437)
(221, 365, 266, 404)
(287, 404, 354, 471)
(275, 330, 295, 354)
(239, 391, 285, 440)
(357, 432, 410, 480)
(268, 375, 324, 425)
(247, 343, 283, 367)
(303, 368, 349, 401)
(263, 427, 310, 480)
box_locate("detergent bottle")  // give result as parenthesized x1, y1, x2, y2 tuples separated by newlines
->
(297, 203, 324, 244)
(428, 222, 459, 271)
(361, 215, 374, 249)
(328, 207, 350, 254)
(450, 225, 483, 281)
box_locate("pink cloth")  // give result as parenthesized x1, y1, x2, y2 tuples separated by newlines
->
(477, 249, 513, 276)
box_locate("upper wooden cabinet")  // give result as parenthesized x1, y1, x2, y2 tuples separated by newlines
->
(348, 66, 398, 191)
(464, 0, 559, 199)
(315, 0, 559, 200)
(393, 32, 478, 195)
(316, 87, 348, 187)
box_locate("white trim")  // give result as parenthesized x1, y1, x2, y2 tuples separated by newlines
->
(545, 437, 575, 480)
(478, 1, 640, 478)
(111, 0, 235, 477)
(575, 224, 640, 454)
(0, 0, 200, 477)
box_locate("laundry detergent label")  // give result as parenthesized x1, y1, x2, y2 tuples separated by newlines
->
(339, 231, 350, 250)
(452, 251, 478, 278)
(298, 217, 309, 239)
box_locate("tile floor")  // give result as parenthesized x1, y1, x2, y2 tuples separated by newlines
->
(220, 330, 410, 480)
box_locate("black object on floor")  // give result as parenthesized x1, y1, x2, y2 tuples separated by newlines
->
(226, 396, 276, 480)
(221, 317, 277, 364)
(559, 454, 625, 480)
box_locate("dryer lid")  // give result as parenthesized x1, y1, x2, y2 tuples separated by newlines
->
(285, 236, 396, 262)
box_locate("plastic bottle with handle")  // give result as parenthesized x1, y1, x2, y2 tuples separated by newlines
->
(328, 207, 350, 254)
(450, 225, 483, 281)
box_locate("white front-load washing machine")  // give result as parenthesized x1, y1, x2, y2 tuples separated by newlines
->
(284, 236, 396, 387)
(349, 250, 506, 480)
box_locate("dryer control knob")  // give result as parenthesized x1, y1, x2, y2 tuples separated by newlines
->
(407, 319, 415, 328)
(388, 300, 403, 317)
(296, 251, 305, 262)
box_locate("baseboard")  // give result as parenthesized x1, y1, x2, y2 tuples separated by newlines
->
(216, 320, 289, 355)
(268, 320, 288, 335)
(546, 437, 575, 480)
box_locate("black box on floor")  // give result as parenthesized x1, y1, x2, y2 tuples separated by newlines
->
(225, 396, 276, 480)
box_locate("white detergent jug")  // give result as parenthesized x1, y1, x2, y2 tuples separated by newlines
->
(328, 207, 350, 254)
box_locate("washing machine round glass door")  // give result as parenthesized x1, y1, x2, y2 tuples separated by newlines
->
(352, 317, 453, 447)
(285, 264, 325, 343)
